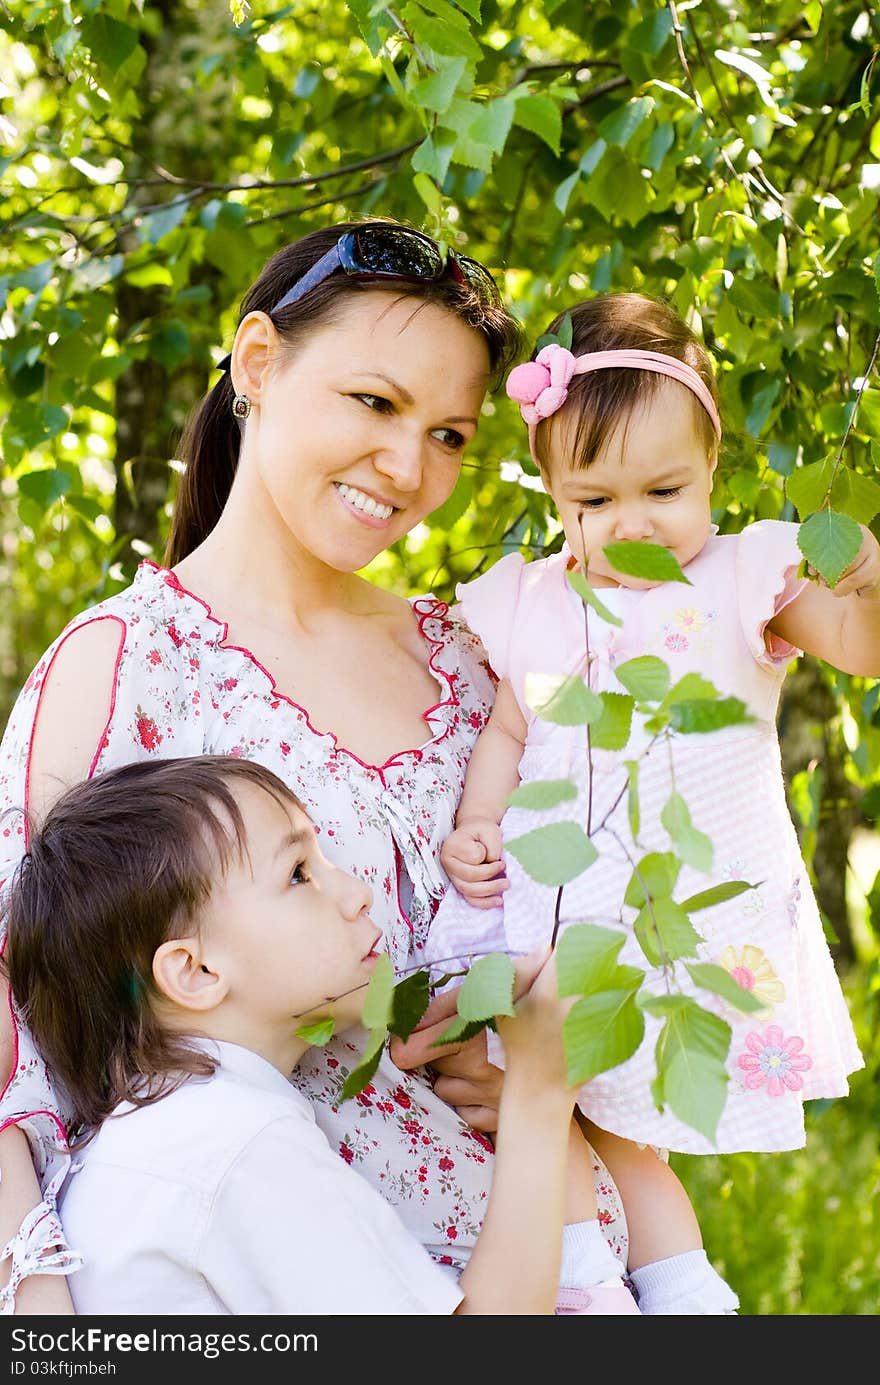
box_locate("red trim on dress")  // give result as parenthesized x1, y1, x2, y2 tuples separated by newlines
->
(141, 563, 460, 773)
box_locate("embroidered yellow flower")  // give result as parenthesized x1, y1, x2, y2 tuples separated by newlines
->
(675, 607, 706, 632)
(718, 943, 785, 1011)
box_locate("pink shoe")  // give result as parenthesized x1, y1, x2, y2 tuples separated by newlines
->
(556, 1279, 642, 1315)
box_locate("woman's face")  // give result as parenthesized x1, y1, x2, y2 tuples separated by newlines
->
(239, 291, 491, 572)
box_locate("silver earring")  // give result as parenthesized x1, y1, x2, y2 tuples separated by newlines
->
(232, 392, 252, 420)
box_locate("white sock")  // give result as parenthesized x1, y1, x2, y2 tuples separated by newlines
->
(560, 1219, 627, 1290)
(629, 1249, 739, 1315)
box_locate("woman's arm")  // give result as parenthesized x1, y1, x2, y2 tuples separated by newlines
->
(1, 618, 124, 1314)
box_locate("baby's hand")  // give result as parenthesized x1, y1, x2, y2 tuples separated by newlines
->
(440, 818, 508, 909)
(822, 524, 880, 600)
(496, 947, 577, 1097)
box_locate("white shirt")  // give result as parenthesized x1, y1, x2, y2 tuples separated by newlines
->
(60, 1042, 463, 1315)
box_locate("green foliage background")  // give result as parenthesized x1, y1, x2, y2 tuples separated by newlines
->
(1, 0, 878, 1313)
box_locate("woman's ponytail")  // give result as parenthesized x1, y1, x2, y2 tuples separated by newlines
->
(164, 369, 240, 567)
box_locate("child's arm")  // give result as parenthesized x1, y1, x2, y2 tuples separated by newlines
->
(440, 678, 526, 909)
(768, 524, 880, 676)
(454, 949, 577, 1314)
(576, 1116, 702, 1270)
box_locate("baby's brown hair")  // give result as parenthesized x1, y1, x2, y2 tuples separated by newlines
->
(534, 293, 720, 470)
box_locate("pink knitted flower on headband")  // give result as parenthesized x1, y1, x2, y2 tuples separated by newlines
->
(505, 341, 721, 464)
(506, 345, 578, 425)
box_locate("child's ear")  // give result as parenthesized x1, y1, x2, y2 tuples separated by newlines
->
(153, 939, 229, 1013)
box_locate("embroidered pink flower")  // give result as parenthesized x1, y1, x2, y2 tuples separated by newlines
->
(664, 632, 689, 651)
(737, 1024, 812, 1096)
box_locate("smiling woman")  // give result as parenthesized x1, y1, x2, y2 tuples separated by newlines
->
(0, 219, 636, 1314)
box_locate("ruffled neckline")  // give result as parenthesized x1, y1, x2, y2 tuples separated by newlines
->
(134, 562, 463, 775)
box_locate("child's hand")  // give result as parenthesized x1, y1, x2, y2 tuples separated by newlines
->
(815, 524, 880, 600)
(440, 818, 509, 909)
(496, 947, 576, 1098)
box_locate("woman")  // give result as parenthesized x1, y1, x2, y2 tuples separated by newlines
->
(0, 219, 628, 1312)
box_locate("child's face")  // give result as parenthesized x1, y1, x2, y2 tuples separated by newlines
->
(199, 784, 383, 1056)
(544, 379, 717, 590)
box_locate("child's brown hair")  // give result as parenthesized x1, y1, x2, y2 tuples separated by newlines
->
(2, 756, 302, 1138)
(534, 293, 720, 470)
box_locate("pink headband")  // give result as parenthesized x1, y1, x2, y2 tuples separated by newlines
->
(506, 344, 721, 463)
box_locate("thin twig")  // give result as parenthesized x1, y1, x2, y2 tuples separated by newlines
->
(823, 327, 880, 502)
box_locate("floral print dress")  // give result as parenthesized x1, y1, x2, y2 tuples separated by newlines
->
(0, 562, 628, 1309)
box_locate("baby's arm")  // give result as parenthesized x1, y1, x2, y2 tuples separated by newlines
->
(768, 523, 880, 676)
(441, 678, 526, 909)
(577, 1117, 701, 1270)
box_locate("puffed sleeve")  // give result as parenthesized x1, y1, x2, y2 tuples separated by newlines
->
(0, 597, 202, 1310)
(454, 553, 527, 682)
(734, 519, 808, 669)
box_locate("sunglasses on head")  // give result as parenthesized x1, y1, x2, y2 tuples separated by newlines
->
(268, 223, 502, 314)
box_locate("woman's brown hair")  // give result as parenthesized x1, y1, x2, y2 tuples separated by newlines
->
(2, 756, 301, 1139)
(167, 220, 523, 565)
(533, 293, 720, 471)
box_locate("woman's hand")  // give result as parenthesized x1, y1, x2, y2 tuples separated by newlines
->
(388, 985, 504, 1133)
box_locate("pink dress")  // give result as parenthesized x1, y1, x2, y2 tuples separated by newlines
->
(428, 521, 863, 1154)
(0, 562, 628, 1309)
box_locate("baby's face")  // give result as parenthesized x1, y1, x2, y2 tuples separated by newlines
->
(544, 379, 717, 589)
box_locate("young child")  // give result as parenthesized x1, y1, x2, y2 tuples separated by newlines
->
(2, 754, 640, 1315)
(428, 291, 870, 1313)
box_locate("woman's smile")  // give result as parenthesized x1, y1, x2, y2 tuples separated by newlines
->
(334, 481, 397, 525)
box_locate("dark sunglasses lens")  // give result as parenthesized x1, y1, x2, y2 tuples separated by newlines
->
(354, 226, 443, 278)
(457, 255, 502, 303)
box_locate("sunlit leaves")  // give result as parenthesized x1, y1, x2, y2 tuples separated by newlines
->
(603, 541, 692, 584)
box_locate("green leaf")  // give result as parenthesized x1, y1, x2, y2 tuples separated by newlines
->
(436, 1015, 494, 1045)
(650, 999, 731, 1143)
(669, 697, 752, 734)
(614, 655, 671, 701)
(664, 673, 719, 705)
(17, 468, 73, 507)
(674, 823, 714, 874)
(339, 1027, 386, 1102)
(413, 172, 442, 216)
(389, 969, 432, 1041)
(80, 15, 140, 72)
(361, 952, 394, 1031)
(411, 131, 456, 183)
(589, 692, 634, 751)
(603, 541, 692, 585)
(563, 989, 645, 1086)
(567, 568, 623, 627)
(555, 923, 628, 996)
(410, 56, 467, 113)
(797, 509, 862, 588)
(681, 880, 756, 912)
(554, 170, 580, 215)
(140, 199, 189, 247)
(512, 94, 562, 155)
(405, 5, 482, 61)
(634, 898, 702, 966)
(524, 672, 602, 726)
(469, 95, 516, 156)
(629, 9, 674, 55)
(599, 96, 655, 147)
(685, 962, 764, 1014)
(506, 778, 578, 810)
(506, 822, 598, 887)
(624, 852, 681, 908)
(455, 953, 515, 1022)
(295, 1016, 336, 1045)
(785, 458, 832, 518)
